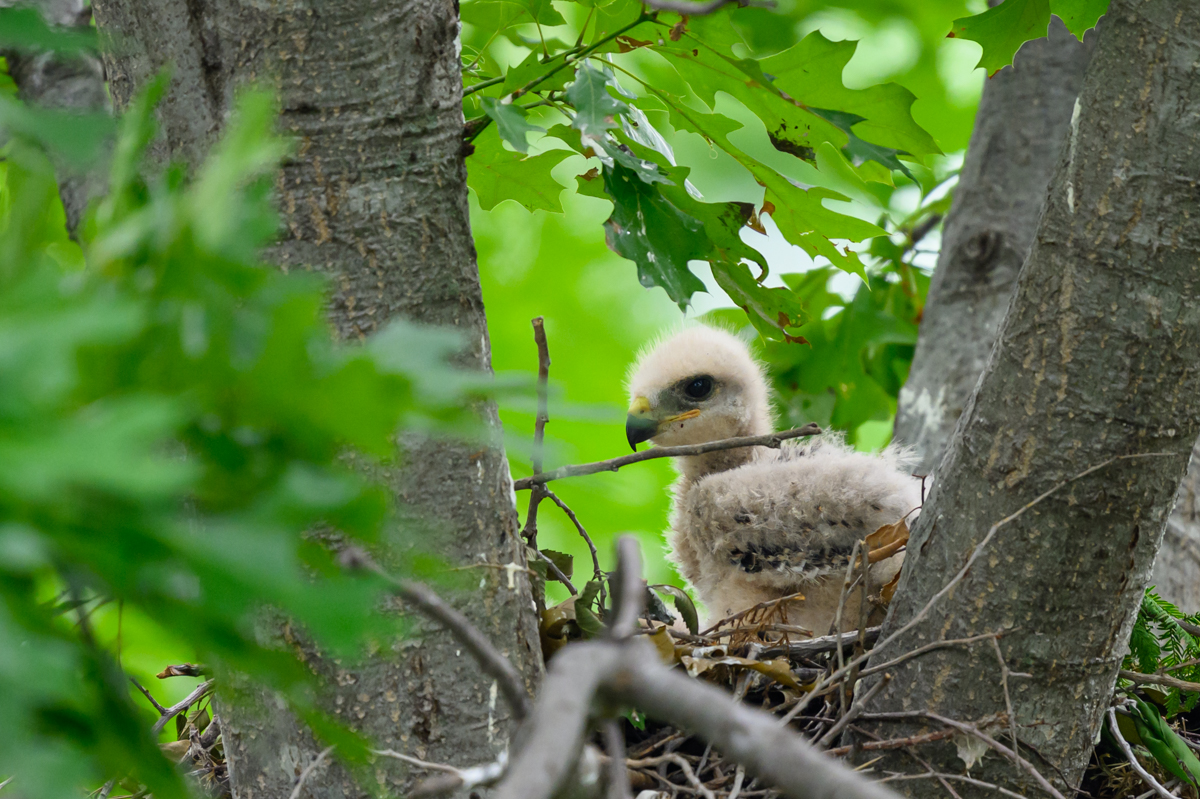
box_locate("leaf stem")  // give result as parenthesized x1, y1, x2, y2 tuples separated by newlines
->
(463, 75, 505, 97)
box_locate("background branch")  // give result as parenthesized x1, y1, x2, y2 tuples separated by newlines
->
(513, 424, 822, 490)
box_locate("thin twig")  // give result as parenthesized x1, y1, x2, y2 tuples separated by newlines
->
(817, 674, 892, 749)
(880, 771, 1028, 799)
(151, 680, 215, 735)
(374, 750, 506, 798)
(618, 755, 714, 799)
(643, 0, 772, 13)
(130, 677, 167, 715)
(287, 746, 335, 799)
(343, 551, 532, 721)
(992, 637, 1021, 751)
(513, 424, 822, 490)
(531, 317, 551, 475)
(856, 632, 1000, 679)
(603, 721, 631, 799)
(545, 487, 604, 589)
(0, 777, 13, 794)
(863, 711, 1065, 799)
(1107, 708, 1177, 799)
(1120, 669, 1200, 694)
(701, 590, 810, 636)
(825, 728, 957, 757)
(532, 546, 578, 595)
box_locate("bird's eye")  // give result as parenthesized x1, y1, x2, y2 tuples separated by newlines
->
(683, 376, 714, 400)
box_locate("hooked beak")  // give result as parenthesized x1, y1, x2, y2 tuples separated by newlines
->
(625, 396, 701, 451)
(626, 396, 658, 451)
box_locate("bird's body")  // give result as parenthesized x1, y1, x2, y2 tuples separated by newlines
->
(626, 325, 920, 632)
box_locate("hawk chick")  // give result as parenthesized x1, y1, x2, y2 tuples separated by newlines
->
(626, 325, 920, 633)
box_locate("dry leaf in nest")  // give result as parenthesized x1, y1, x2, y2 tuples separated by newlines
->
(681, 655, 804, 690)
(878, 569, 902, 606)
(865, 519, 909, 564)
(159, 740, 192, 762)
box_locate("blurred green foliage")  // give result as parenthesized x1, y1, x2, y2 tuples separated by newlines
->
(0, 50, 507, 799)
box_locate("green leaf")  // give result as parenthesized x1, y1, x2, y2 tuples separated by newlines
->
(949, 0, 1051, 77)
(1050, 0, 1109, 38)
(480, 97, 543, 153)
(468, 129, 570, 212)
(502, 50, 572, 95)
(663, 99, 883, 281)
(602, 161, 707, 309)
(568, 63, 629, 138)
(651, 584, 699, 635)
(515, 0, 566, 25)
(541, 549, 575, 583)
(0, 6, 98, 53)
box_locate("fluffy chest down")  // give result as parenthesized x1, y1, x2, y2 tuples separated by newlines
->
(668, 440, 920, 624)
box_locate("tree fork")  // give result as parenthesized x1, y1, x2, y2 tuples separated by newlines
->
(89, 0, 542, 794)
(861, 1, 1200, 794)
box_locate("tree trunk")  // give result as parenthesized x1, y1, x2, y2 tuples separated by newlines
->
(860, 2, 1200, 794)
(2, 0, 108, 233)
(895, 11, 1200, 613)
(88, 0, 542, 795)
(894, 17, 1092, 474)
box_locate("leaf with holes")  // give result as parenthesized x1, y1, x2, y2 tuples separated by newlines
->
(568, 63, 630, 138)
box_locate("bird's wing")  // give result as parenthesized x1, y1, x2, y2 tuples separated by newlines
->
(683, 438, 920, 585)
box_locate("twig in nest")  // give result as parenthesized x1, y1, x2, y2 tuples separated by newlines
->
(863, 711, 1065, 799)
(341, 549, 532, 721)
(151, 680, 215, 735)
(513, 424, 822, 490)
(287, 746, 335, 799)
(532, 547, 577, 595)
(881, 770, 1028, 799)
(1106, 708, 1177, 799)
(701, 590, 809, 637)
(609, 755, 714, 799)
(817, 674, 892, 749)
(825, 727, 957, 756)
(372, 749, 506, 797)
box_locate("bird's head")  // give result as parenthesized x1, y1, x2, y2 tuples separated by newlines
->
(625, 325, 774, 452)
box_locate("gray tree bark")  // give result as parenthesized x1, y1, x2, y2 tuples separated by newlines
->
(894, 17, 1092, 473)
(861, 1, 1200, 795)
(2, 0, 108, 233)
(88, 0, 542, 796)
(894, 11, 1200, 613)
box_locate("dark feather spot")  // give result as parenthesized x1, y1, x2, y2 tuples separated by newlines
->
(734, 512, 752, 524)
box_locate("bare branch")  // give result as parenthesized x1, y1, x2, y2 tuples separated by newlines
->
(287, 746, 335, 799)
(513, 424, 822, 490)
(151, 680, 215, 735)
(531, 316, 551, 475)
(825, 728, 957, 757)
(862, 711, 1065, 799)
(532, 546, 577, 595)
(545, 487, 603, 586)
(1119, 669, 1200, 694)
(344, 551, 532, 721)
(602, 721, 631, 799)
(1107, 708, 1177, 799)
(372, 749, 506, 798)
(759, 627, 880, 659)
(608, 536, 644, 640)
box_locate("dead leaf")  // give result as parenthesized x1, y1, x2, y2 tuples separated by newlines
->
(681, 655, 802, 690)
(157, 663, 206, 679)
(866, 519, 909, 563)
(879, 569, 902, 606)
(648, 626, 677, 665)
